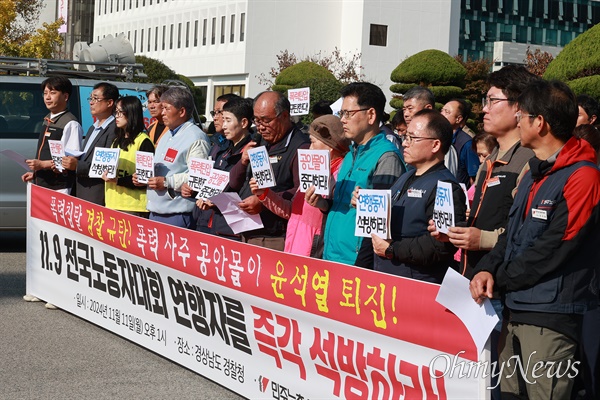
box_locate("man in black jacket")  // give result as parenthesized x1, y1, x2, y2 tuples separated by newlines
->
(63, 82, 119, 206)
(228, 91, 310, 251)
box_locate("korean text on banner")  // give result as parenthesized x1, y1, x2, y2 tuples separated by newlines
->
(355, 189, 391, 239)
(26, 184, 485, 399)
(248, 146, 276, 189)
(89, 147, 120, 179)
(135, 151, 154, 184)
(433, 180, 455, 234)
(297, 149, 330, 195)
(288, 87, 310, 116)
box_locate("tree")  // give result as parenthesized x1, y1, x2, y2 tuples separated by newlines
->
(389, 49, 467, 109)
(257, 47, 364, 87)
(544, 23, 600, 100)
(135, 55, 205, 116)
(524, 47, 554, 77)
(0, 0, 63, 58)
(454, 55, 493, 131)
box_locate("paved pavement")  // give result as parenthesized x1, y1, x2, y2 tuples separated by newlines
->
(0, 231, 243, 400)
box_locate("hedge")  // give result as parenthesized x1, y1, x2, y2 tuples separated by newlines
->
(390, 49, 466, 86)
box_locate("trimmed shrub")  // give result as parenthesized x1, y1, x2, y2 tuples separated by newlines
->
(390, 49, 467, 86)
(544, 24, 600, 82)
(274, 61, 336, 87)
(390, 83, 418, 93)
(567, 75, 600, 100)
(429, 86, 464, 103)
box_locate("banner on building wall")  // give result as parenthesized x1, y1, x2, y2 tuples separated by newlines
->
(26, 184, 487, 399)
(58, 0, 69, 34)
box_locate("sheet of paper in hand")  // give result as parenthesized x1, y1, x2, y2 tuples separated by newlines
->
(248, 146, 276, 189)
(298, 149, 330, 196)
(89, 147, 120, 179)
(355, 189, 391, 239)
(135, 151, 154, 184)
(48, 140, 65, 172)
(187, 158, 213, 192)
(433, 181, 455, 234)
(196, 168, 230, 200)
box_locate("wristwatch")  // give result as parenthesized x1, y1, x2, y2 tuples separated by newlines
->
(385, 243, 394, 259)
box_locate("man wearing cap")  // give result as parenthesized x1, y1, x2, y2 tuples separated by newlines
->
(251, 115, 350, 257)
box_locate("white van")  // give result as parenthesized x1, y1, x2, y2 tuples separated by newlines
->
(0, 75, 155, 230)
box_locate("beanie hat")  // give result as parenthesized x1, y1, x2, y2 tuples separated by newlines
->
(308, 115, 350, 154)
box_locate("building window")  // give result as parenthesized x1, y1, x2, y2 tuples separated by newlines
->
(213, 85, 246, 104)
(104, 0, 107, 14)
(211, 17, 216, 45)
(129, 0, 132, 9)
(178, 22, 182, 48)
(221, 16, 226, 44)
(186, 21, 190, 48)
(110, 0, 113, 13)
(147, 28, 151, 52)
(194, 20, 198, 46)
(133, 30, 137, 53)
(162, 25, 166, 50)
(155, 27, 158, 51)
(369, 24, 387, 46)
(140, 29, 144, 52)
(116, 0, 119, 12)
(240, 13, 245, 42)
(230, 14, 235, 42)
(203, 19, 207, 45)
(170, 24, 174, 49)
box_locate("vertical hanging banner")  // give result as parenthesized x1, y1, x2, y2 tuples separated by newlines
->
(288, 87, 310, 116)
(26, 184, 488, 399)
(58, 0, 69, 34)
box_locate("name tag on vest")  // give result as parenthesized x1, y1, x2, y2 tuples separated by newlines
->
(407, 188, 423, 198)
(164, 148, 178, 163)
(487, 176, 501, 187)
(532, 208, 547, 220)
(269, 156, 278, 164)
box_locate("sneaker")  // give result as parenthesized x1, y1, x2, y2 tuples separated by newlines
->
(23, 294, 41, 302)
(45, 303, 58, 310)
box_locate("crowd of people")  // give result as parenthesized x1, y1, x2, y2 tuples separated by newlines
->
(20, 66, 600, 399)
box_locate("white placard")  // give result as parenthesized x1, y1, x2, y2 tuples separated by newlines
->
(433, 181, 455, 234)
(355, 189, 391, 239)
(188, 158, 213, 191)
(135, 151, 154, 184)
(297, 149, 330, 195)
(196, 169, 230, 200)
(48, 139, 65, 172)
(89, 147, 120, 179)
(288, 87, 310, 116)
(248, 146, 276, 189)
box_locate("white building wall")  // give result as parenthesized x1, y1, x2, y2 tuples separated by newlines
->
(93, 0, 460, 116)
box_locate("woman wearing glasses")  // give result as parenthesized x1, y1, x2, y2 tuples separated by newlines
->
(102, 96, 155, 217)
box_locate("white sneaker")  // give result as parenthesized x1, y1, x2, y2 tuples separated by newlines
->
(45, 303, 58, 310)
(23, 294, 41, 302)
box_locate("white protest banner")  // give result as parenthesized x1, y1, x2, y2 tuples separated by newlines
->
(27, 184, 487, 400)
(433, 180, 455, 234)
(188, 158, 213, 191)
(298, 149, 330, 195)
(135, 151, 154, 184)
(288, 87, 310, 116)
(355, 189, 391, 239)
(48, 139, 65, 172)
(89, 147, 120, 179)
(248, 146, 275, 189)
(196, 168, 230, 200)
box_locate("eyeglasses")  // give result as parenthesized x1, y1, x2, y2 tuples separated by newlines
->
(87, 97, 107, 104)
(210, 110, 223, 117)
(115, 108, 125, 117)
(482, 96, 512, 109)
(400, 134, 438, 145)
(254, 113, 280, 126)
(515, 111, 537, 122)
(339, 108, 370, 119)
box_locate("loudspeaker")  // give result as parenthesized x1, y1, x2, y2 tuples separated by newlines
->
(77, 34, 136, 71)
(72, 41, 90, 71)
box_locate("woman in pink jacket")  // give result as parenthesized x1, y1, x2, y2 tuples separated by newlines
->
(250, 115, 349, 257)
